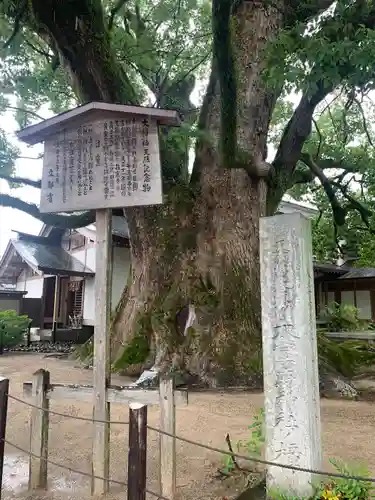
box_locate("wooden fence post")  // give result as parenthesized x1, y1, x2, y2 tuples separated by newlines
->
(159, 377, 176, 500)
(0, 378, 9, 500)
(29, 369, 50, 490)
(128, 403, 147, 500)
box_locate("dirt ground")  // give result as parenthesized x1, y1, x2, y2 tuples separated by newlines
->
(1, 354, 375, 500)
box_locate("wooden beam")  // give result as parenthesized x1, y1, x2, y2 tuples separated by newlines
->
(23, 382, 188, 406)
(92, 208, 112, 495)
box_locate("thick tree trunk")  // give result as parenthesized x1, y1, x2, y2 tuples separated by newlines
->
(28, 0, 284, 385)
(113, 180, 266, 385)
(112, 2, 284, 385)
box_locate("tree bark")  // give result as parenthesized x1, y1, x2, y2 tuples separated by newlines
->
(113, 2, 284, 385)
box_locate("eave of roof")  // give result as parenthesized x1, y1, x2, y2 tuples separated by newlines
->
(0, 240, 94, 278)
(17, 102, 181, 145)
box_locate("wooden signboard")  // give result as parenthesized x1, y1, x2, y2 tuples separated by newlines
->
(16, 102, 180, 213)
(41, 117, 162, 213)
(17, 102, 180, 496)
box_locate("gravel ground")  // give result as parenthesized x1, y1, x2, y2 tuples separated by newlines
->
(1, 354, 375, 500)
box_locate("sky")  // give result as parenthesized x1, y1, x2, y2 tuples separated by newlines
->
(0, 110, 44, 256)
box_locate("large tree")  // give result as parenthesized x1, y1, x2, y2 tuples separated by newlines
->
(1, 0, 375, 385)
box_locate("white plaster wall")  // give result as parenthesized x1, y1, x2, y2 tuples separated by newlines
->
(72, 247, 96, 325)
(73, 247, 96, 271)
(16, 270, 27, 292)
(16, 272, 44, 298)
(24, 279, 44, 298)
(83, 277, 95, 325)
(341, 290, 355, 307)
(81, 246, 130, 325)
(356, 290, 372, 320)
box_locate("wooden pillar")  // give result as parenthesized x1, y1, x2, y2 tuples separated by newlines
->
(128, 403, 147, 500)
(92, 209, 112, 495)
(51, 275, 60, 342)
(159, 377, 176, 500)
(40, 278, 47, 329)
(29, 369, 50, 490)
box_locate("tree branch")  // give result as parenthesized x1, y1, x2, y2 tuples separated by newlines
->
(0, 193, 95, 228)
(331, 180, 373, 230)
(190, 65, 218, 186)
(273, 82, 332, 175)
(300, 152, 346, 226)
(312, 117, 322, 159)
(16, 155, 43, 161)
(290, 156, 360, 186)
(25, 0, 138, 104)
(0, 174, 41, 189)
(23, 38, 52, 62)
(3, 106, 45, 121)
(353, 96, 375, 148)
(3, 0, 27, 48)
(108, 0, 131, 30)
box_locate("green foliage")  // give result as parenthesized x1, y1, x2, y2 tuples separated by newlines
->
(269, 459, 374, 499)
(316, 302, 375, 377)
(317, 330, 375, 378)
(239, 407, 265, 457)
(0, 128, 19, 177)
(0, 309, 30, 346)
(220, 408, 265, 475)
(321, 302, 361, 332)
(268, 489, 304, 500)
(285, 96, 375, 263)
(314, 459, 374, 500)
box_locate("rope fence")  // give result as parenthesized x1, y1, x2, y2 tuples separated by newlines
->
(6, 392, 375, 485)
(2, 374, 375, 500)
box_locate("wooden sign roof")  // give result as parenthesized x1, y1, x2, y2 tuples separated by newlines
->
(17, 102, 181, 145)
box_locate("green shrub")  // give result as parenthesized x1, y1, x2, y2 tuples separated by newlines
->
(318, 330, 375, 378)
(321, 302, 361, 332)
(0, 310, 31, 347)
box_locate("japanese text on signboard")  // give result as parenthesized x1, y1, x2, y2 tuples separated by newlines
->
(41, 117, 162, 213)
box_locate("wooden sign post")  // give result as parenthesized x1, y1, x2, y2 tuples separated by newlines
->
(92, 208, 112, 493)
(17, 102, 180, 495)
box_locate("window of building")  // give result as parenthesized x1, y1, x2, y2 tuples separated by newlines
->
(69, 231, 85, 251)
